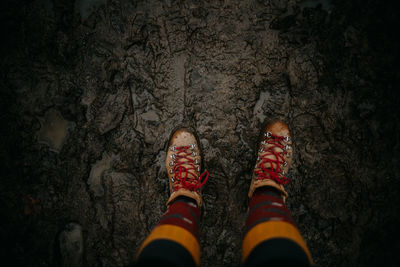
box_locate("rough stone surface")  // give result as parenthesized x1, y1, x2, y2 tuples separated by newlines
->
(37, 109, 73, 153)
(58, 222, 84, 267)
(1, 0, 399, 266)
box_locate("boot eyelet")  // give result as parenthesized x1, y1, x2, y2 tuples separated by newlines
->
(170, 145, 176, 151)
(285, 145, 291, 151)
(169, 169, 174, 174)
(192, 152, 197, 156)
(264, 132, 272, 138)
(169, 161, 174, 166)
(170, 154, 176, 159)
(285, 136, 290, 142)
(190, 144, 196, 149)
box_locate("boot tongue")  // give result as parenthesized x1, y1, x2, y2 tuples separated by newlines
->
(177, 165, 196, 180)
(257, 144, 284, 173)
(176, 153, 198, 183)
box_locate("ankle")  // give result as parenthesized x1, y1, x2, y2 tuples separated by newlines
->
(254, 186, 283, 198)
(172, 196, 198, 207)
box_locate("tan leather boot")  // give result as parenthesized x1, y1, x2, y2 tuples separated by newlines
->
(248, 121, 293, 201)
(166, 128, 209, 207)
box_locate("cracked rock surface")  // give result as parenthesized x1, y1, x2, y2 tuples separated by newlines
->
(1, 0, 399, 266)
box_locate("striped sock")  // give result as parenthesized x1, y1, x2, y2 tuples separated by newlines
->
(137, 197, 200, 267)
(242, 187, 312, 266)
(157, 196, 200, 238)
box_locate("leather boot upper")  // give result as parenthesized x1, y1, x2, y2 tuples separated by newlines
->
(248, 121, 293, 201)
(166, 128, 209, 207)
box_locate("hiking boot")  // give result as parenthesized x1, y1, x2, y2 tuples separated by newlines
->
(166, 128, 209, 207)
(248, 121, 293, 201)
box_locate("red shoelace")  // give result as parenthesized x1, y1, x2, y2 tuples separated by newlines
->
(172, 145, 209, 191)
(254, 134, 290, 185)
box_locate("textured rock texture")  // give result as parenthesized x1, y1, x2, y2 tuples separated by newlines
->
(1, 0, 399, 266)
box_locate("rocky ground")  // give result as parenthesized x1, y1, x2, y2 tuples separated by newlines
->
(1, 0, 399, 266)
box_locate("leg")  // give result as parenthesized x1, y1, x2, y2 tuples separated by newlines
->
(242, 121, 312, 267)
(136, 196, 200, 267)
(136, 128, 209, 267)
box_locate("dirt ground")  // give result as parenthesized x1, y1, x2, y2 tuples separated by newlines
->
(1, 0, 399, 266)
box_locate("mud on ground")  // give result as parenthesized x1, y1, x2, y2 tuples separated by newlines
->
(1, 0, 399, 266)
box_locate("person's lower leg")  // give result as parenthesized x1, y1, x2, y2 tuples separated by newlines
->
(242, 121, 312, 267)
(136, 196, 201, 267)
(136, 128, 209, 267)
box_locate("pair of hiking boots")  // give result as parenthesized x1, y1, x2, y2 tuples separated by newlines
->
(165, 121, 293, 206)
